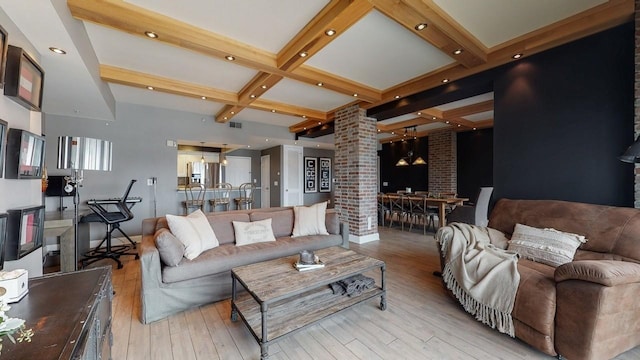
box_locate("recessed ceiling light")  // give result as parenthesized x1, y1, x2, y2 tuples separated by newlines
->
(271, 109, 276, 113)
(146, 86, 154, 90)
(473, 127, 477, 130)
(317, 144, 320, 147)
(317, 82, 323, 87)
(513, 53, 523, 59)
(432, 117, 437, 120)
(417, 112, 422, 116)
(299, 51, 308, 58)
(294, 141, 298, 145)
(223, 116, 228, 120)
(303, 127, 307, 130)
(403, 133, 407, 137)
(415, 23, 427, 31)
(391, 131, 395, 135)
(353, 93, 358, 97)
(453, 49, 463, 55)
(394, 95, 400, 99)
(225, 55, 235, 61)
(49, 47, 66, 55)
(318, 122, 322, 125)
(250, 94, 256, 98)
(201, 96, 206, 100)
(445, 121, 450, 124)
(247, 145, 251, 148)
(261, 85, 268, 89)
(144, 31, 158, 39)
(325, 29, 336, 36)
(377, 129, 380, 132)
(230, 111, 235, 115)
(457, 124, 461, 127)
(302, 115, 307, 119)
(442, 78, 449, 83)
(402, 139, 405, 142)
(389, 141, 393, 144)
(266, 138, 269, 141)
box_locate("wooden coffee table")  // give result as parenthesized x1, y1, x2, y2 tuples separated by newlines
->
(230, 246, 386, 359)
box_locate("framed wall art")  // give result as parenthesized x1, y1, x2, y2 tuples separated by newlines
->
(4, 45, 44, 111)
(0, 24, 8, 88)
(304, 157, 317, 193)
(319, 157, 332, 193)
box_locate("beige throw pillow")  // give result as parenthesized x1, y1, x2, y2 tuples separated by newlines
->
(233, 219, 276, 246)
(166, 210, 219, 260)
(292, 201, 329, 237)
(508, 223, 587, 267)
(154, 229, 185, 267)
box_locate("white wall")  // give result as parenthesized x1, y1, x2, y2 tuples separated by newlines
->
(0, 9, 43, 277)
(44, 102, 294, 238)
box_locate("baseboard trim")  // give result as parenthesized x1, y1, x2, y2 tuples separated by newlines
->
(349, 232, 380, 244)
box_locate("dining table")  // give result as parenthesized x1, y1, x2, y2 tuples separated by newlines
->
(382, 193, 469, 228)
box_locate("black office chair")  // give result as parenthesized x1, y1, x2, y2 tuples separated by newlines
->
(82, 179, 139, 269)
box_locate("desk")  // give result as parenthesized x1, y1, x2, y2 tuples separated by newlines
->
(44, 211, 89, 272)
(382, 194, 468, 228)
(2, 267, 112, 359)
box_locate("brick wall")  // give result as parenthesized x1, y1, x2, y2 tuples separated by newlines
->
(635, 0, 640, 207)
(428, 130, 457, 194)
(334, 105, 378, 238)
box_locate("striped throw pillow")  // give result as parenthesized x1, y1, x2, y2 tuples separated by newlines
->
(508, 223, 587, 267)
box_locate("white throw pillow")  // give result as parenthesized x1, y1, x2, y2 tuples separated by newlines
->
(292, 201, 329, 237)
(233, 219, 276, 246)
(507, 223, 587, 267)
(166, 210, 219, 260)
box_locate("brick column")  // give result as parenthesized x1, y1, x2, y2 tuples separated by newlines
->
(428, 130, 457, 193)
(334, 105, 379, 243)
(635, 0, 640, 207)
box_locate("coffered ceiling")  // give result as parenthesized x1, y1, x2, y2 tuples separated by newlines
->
(0, 0, 633, 149)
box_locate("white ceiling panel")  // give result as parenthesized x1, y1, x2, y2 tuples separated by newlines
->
(463, 111, 494, 122)
(110, 84, 224, 115)
(234, 108, 302, 128)
(306, 10, 455, 90)
(262, 78, 356, 112)
(85, 23, 257, 92)
(435, 92, 494, 111)
(125, 0, 331, 53)
(433, 0, 606, 48)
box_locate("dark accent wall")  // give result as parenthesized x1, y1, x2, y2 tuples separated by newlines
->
(302, 148, 334, 206)
(261, 146, 281, 207)
(494, 23, 634, 206)
(457, 128, 493, 200)
(379, 137, 428, 192)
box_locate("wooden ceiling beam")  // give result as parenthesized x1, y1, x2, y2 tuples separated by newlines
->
(68, 0, 381, 103)
(380, 117, 440, 133)
(100, 65, 238, 104)
(216, 72, 285, 122)
(379, 129, 434, 143)
(278, 0, 373, 71)
(249, 99, 327, 120)
(442, 99, 493, 118)
(371, 0, 486, 68)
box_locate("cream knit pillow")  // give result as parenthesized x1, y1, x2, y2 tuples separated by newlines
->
(292, 201, 329, 237)
(508, 223, 587, 267)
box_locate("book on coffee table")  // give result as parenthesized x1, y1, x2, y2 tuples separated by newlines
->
(293, 259, 325, 271)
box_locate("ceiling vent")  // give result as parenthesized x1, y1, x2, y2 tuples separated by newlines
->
(229, 121, 242, 129)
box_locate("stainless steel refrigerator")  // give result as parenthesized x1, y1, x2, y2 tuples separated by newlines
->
(187, 162, 223, 187)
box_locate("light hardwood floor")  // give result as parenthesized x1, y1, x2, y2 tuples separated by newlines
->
(102, 227, 640, 360)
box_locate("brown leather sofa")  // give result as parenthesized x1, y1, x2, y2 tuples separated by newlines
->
(443, 198, 640, 360)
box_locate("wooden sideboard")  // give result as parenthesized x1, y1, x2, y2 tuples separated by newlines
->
(2, 267, 113, 359)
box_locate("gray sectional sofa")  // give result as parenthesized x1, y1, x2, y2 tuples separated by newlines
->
(139, 206, 349, 324)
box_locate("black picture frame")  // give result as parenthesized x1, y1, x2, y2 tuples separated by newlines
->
(6, 205, 44, 260)
(0, 24, 8, 88)
(319, 157, 332, 193)
(0, 119, 6, 178)
(4, 45, 44, 111)
(5, 128, 45, 179)
(304, 157, 317, 193)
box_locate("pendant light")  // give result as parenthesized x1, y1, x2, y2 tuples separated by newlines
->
(221, 144, 228, 166)
(395, 127, 426, 166)
(200, 142, 205, 163)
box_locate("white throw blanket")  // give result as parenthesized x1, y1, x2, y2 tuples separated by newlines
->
(436, 223, 520, 337)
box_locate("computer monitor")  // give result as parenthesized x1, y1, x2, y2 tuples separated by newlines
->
(45, 175, 76, 197)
